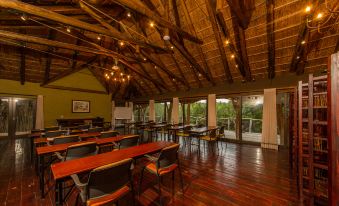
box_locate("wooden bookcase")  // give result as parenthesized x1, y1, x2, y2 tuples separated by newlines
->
(298, 74, 330, 205)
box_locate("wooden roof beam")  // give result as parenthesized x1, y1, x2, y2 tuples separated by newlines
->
(87, 0, 203, 44)
(215, 11, 250, 80)
(42, 55, 98, 86)
(182, 0, 215, 85)
(205, 0, 233, 83)
(19, 46, 25, 85)
(43, 29, 56, 84)
(0, 0, 167, 52)
(141, 51, 190, 89)
(266, 0, 275, 79)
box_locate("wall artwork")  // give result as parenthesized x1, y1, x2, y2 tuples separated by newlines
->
(72, 100, 90, 113)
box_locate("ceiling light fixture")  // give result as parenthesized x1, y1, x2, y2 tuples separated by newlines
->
(66, 27, 71, 33)
(20, 14, 27, 21)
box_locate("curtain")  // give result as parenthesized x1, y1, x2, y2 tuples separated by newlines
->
(149, 100, 155, 121)
(35, 95, 44, 129)
(261, 88, 278, 150)
(111, 100, 115, 128)
(208, 94, 216, 127)
(171, 97, 179, 124)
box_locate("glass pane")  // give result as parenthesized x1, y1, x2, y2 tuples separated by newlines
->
(242, 95, 263, 142)
(133, 104, 149, 122)
(0, 98, 9, 136)
(14, 98, 36, 135)
(155, 102, 165, 122)
(190, 99, 207, 126)
(216, 98, 236, 139)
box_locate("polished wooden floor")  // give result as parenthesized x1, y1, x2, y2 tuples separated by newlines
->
(0, 137, 302, 206)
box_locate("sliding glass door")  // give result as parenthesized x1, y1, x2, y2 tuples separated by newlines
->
(0, 96, 36, 137)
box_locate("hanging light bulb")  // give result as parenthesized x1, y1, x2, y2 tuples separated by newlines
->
(316, 13, 323, 20)
(111, 72, 114, 76)
(97, 35, 101, 40)
(170, 46, 174, 49)
(122, 78, 125, 82)
(149, 21, 155, 27)
(305, 5, 312, 13)
(127, 75, 131, 79)
(301, 40, 306, 45)
(143, 57, 147, 61)
(120, 72, 123, 76)
(163, 28, 170, 41)
(231, 54, 235, 59)
(66, 26, 71, 33)
(20, 14, 27, 21)
(127, 12, 131, 17)
(119, 41, 124, 46)
(225, 39, 230, 45)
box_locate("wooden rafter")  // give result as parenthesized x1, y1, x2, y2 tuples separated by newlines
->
(215, 11, 250, 80)
(182, 0, 215, 85)
(44, 29, 56, 84)
(0, 0, 167, 52)
(205, 0, 233, 83)
(88, 0, 203, 44)
(141, 51, 189, 89)
(226, 0, 254, 81)
(266, 0, 275, 79)
(19, 46, 25, 85)
(42, 55, 98, 86)
(169, 53, 192, 89)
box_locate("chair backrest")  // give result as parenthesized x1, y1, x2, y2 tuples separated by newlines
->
(45, 126, 59, 132)
(53, 135, 79, 145)
(45, 130, 63, 138)
(119, 135, 139, 149)
(100, 131, 119, 138)
(78, 124, 90, 130)
(209, 129, 217, 139)
(219, 126, 225, 135)
(88, 127, 103, 133)
(184, 125, 192, 132)
(157, 144, 179, 169)
(87, 158, 133, 199)
(65, 142, 98, 161)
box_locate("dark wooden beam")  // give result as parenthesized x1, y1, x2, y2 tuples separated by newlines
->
(19, 46, 25, 85)
(225, 0, 255, 29)
(182, 0, 215, 85)
(43, 29, 56, 84)
(169, 53, 192, 89)
(42, 85, 108, 94)
(41, 55, 98, 86)
(171, 0, 184, 45)
(216, 11, 250, 80)
(293, 2, 337, 74)
(71, 39, 81, 69)
(266, 0, 275, 79)
(90, 0, 203, 44)
(141, 51, 189, 88)
(205, 0, 233, 83)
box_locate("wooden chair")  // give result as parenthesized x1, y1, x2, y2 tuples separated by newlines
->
(73, 158, 135, 206)
(138, 144, 184, 206)
(45, 130, 63, 138)
(199, 129, 218, 153)
(176, 126, 192, 145)
(217, 126, 226, 149)
(98, 131, 119, 153)
(52, 135, 80, 145)
(116, 135, 139, 150)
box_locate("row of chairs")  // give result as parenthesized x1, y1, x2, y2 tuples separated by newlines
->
(176, 126, 226, 152)
(54, 136, 182, 206)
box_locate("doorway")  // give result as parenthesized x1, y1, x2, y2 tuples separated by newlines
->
(0, 96, 36, 137)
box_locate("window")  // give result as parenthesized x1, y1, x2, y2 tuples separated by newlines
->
(133, 104, 149, 122)
(216, 98, 237, 139)
(241, 95, 263, 142)
(155, 102, 165, 122)
(190, 99, 207, 126)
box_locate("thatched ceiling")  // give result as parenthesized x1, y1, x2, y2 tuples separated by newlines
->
(0, 0, 338, 99)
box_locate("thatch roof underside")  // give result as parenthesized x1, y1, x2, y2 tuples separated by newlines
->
(0, 0, 338, 99)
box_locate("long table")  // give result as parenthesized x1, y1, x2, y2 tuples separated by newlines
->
(51, 141, 174, 205)
(36, 134, 136, 198)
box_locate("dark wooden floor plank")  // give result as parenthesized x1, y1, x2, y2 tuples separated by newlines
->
(0, 137, 302, 206)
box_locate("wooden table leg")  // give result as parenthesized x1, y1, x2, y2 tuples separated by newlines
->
(39, 154, 45, 198)
(55, 179, 64, 206)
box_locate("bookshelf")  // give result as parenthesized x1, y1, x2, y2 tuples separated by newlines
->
(298, 74, 329, 205)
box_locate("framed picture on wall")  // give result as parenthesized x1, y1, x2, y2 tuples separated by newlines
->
(72, 100, 90, 113)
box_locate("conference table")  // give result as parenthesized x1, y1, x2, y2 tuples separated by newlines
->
(31, 132, 102, 160)
(167, 125, 195, 142)
(36, 134, 137, 198)
(51, 141, 174, 205)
